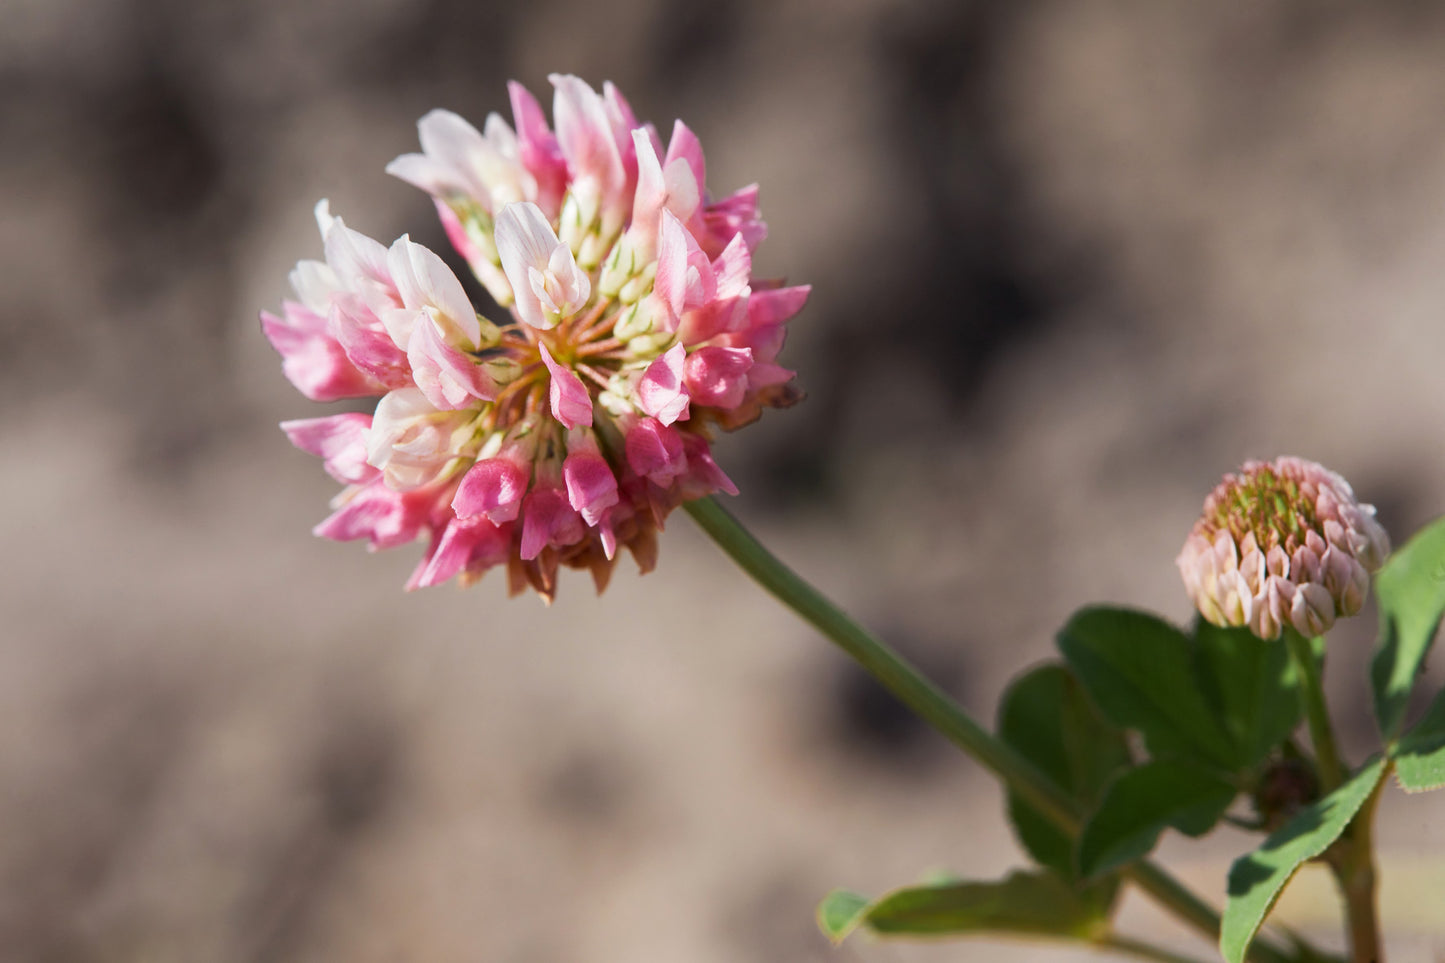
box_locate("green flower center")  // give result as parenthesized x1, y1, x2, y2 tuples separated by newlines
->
(1210, 467, 1318, 552)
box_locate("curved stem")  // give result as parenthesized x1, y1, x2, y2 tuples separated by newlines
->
(1282, 630, 1383, 962)
(683, 497, 1324, 963)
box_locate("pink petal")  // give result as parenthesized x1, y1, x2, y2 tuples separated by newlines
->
(452, 454, 531, 523)
(653, 210, 714, 321)
(563, 449, 619, 527)
(602, 81, 640, 156)
(747, 361, 795, 389)
(717, 320, 787, 364)
(314, 478, 437, 550)
(408, 515, 510, 589)
(630, 129, 701, 264)
(509, 81, 567, 219)
(538, 342, 593, 429)
(748, 285, 811, 327)
(261, 303, 385, 401)
(625, 417, 688, 487)
(629, 131, 667, 261)
(384, 151, 454, 198)
(636, 343, 690, 425)
(701, 183, 767, 256)
(678, 431, 739, 498)
(710, 233, 751, 300)
(683, 346, 752, 409)
(663, 120, 707, 199)
(601, 82, 643, 205)
(408, 316, 496, 409)
(281, 413, 378, 484)
(329, 296, 413, 388)
(435, 200, 482, 266)
(675, 294, 748, 346)
(550, 74, 625, 200)
(1290, 582, 1335, 637)
(519, 487, 585, 560)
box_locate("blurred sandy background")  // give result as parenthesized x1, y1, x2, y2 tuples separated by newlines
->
(5, 0, 1445, 960)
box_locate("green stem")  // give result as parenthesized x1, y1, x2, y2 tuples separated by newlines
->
(1283, 630, 1345, 793)
(1335, 771, 1386, 963)
(1282, 631, 1381, 962)
(685, 498, 1078, 832)
(683, 497, 1319, 963)
(1098, 934, 1219, 963)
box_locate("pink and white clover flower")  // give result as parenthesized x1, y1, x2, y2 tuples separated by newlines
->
(264, 75, 807, 600)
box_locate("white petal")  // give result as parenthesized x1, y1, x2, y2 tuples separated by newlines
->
(416, 109, 490, 198)
(386, 236, 480, 345)
(495, 201, 563, 328)
(385, 153, 455, 196)
(482, 111, 519, 158)
(313, 199, 336, 239)
(288, 259, 339, 313)
(324, 217, 391, 291)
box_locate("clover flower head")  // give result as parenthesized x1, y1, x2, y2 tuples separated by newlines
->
(264, 75, 808, 601)
(1177, 457, 1390, 640)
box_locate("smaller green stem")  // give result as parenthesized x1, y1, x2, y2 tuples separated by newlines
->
(1282, 630, 1380, 962)
(1098, 934, 1219, 963)
(1334, 771, 1386, 963)
(1283, 630, 1345, 794)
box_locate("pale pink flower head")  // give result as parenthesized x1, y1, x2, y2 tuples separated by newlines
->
(1177, 457, 1390, 640)
(264, 76, 807, 601)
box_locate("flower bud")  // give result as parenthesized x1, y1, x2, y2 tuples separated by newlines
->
(1177, 457, 1390, 640)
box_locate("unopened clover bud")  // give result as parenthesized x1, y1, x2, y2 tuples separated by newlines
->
(1177, 457, 1390, 641)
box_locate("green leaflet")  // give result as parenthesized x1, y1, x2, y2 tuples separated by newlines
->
(1058, 608, 1237, 769)
(1192, 620, 1302, 772)
(1221, 758, 1387, 963)
(1077, 760, 1237, 880)
(1394, 686, 1445, 792)
(997, 663, 1130, 880)
(1371, 515, 1445, 739)
(817, 870, 1110, 945)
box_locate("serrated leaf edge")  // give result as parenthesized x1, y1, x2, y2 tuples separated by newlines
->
(1220, 758, 1388, 963)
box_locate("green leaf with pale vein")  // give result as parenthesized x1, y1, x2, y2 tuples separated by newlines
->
(816, 871, 1110, 945)
(1221, 758, 1387, 963)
